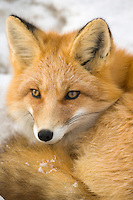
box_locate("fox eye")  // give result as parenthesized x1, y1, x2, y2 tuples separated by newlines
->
(65, 91, 80, 100)
(31, 89, 41, 99)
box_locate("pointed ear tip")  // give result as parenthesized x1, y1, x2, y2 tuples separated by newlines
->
(93, 18, 111, 36)
(6, 15, 22, 25)
(6, 16, 17, 27)
(93, 18, 108, 26)
(84, 18, 110, 34)
(6, 16, 13, 24)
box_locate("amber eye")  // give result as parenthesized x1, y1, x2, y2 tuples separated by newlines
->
(65, 91, 80, 100)
(31, 89, 41, 99)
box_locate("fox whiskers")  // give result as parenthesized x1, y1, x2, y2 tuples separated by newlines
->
(66, 112, 100, 126)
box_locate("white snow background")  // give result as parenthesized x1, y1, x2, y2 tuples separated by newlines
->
(0, 0, 133, 199)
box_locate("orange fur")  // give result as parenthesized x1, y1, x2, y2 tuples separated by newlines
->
(0, 16, 132, 199)
(74, 92, 133, 199)
(0, 135, 97, 200)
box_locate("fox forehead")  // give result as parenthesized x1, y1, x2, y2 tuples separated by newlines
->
(19, 54, 92, 95)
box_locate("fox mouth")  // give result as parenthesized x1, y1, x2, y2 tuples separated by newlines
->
(32, 110, 101, 144)
(15, 106, 105, 144)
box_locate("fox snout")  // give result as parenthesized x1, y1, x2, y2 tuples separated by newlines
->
(33, 123, 67, 144)
(38, 129, 53, 142)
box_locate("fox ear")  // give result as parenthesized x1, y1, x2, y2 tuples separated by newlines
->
(71, 18, 112, 71)
(6, 15, 41, 70)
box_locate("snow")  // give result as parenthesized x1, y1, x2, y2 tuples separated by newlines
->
(38, 156, 57, 174)
(0, 1, 133, 197)
(72, 182, 78, 188)
(38, 166, 45, 174)
(25, 162, 30, 166)
(0, 196, 5, 200)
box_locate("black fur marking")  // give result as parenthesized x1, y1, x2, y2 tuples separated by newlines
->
(80, 32, 105, 67)
(96, 31, 104, 50)
(10, 15, 36, 33)
(75, 54, 82, 61)
(77, 22, 89, 36)
(81, 59, 91, 66)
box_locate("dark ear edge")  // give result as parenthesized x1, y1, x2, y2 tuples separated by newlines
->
(6, 15, 41, 69)
(70, 18, 113, 71)
(10, 15, 39, 39)
(78, 18, 112, 39)
(10, 15, 36, 32)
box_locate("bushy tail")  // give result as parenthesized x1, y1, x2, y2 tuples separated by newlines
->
(0, 135, 98, 200)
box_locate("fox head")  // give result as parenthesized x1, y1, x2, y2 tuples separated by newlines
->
(6, 15, 129, 144)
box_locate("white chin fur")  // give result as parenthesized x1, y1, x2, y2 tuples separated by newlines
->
(33, 124, 39, 141)
(45, 127, 67, 144)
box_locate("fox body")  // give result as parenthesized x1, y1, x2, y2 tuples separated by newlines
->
(0, 16, 132, 199)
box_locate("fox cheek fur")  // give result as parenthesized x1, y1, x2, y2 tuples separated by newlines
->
(6, 16, 121, 144)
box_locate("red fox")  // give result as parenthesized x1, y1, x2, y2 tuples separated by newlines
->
(0, 15, 132, 199)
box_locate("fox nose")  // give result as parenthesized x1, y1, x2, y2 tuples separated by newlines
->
(38, 129, 53, 142)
